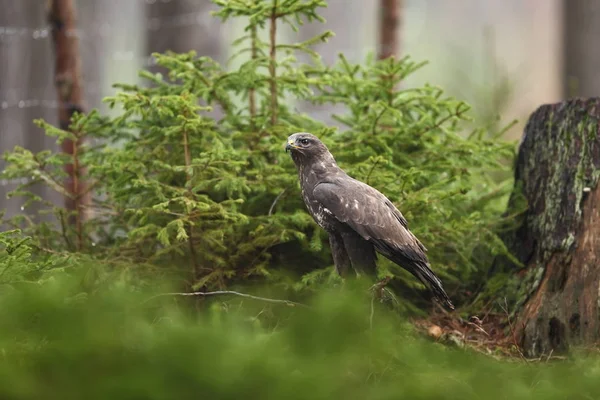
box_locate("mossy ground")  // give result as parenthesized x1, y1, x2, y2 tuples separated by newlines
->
(0, 266, 598, 400)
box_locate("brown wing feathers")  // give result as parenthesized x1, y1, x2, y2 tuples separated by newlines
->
(313, 180, 454, 309)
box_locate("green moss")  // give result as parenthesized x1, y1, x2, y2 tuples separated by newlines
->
(0, 268, 598, 399)
(518, 101, 599, 256)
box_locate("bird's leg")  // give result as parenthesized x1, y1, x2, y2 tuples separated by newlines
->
(341, 231, 378, 278)
(328, 233, 351, 278)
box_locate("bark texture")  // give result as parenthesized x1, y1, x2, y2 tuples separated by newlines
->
(378, 0, 401, 60)
(145, 0, 222, 65)
(502, 98, 600, 357)
(145, 0, 223, 118)
(48, 0, 88, 223)
(563, 0, 600, 98)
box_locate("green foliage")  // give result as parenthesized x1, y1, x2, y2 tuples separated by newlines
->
(0, 230, 35, 284)
(1, 0, 516, 309)
(0, 229, 68, 285)
(0, 270, 597, 399)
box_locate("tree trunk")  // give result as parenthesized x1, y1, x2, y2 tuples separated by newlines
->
(295, 0, 373, 127)
(563, 0, 600, 97)
(500, 98, 600, 357)
(0, 0, 62, 222)
(378, 0, 400, 60)
(145, 0, 223, 118)
(145, 0, 222, 65)
(48, 0, 88, 229)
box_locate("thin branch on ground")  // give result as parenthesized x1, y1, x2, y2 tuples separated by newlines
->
(143, 290, 309, 308)
(467, 316, 490, 337)
(499, 297, 529, 363)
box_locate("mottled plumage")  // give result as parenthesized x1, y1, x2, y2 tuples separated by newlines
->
(285, 132, 454, 309)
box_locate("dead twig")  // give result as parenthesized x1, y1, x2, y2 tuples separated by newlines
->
(500, 297, 529, 363)
(467, 316, 490, 337)
(268, 189, 286, 216)
(143, 290, 309, 308)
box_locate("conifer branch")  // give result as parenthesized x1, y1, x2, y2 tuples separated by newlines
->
(34, 169, 73, 198)
(413, 106, 468, 137)
(144, 290, 308, 308)
(268, 189, 286, 216)
(196, 72, 230, 114)
(268, 0, 278, 125)
(183, 130, 192, 170)
(365, 158, 382, 184)
(72, 130, 83, 251)
(182, 125, 200, 278)
(58, 209, 74, 251)
(249, 23, 258, 121)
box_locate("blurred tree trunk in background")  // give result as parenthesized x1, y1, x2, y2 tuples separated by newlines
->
(378, 0, 401, 59)
(48, 0, 88, 228)
(145, 0, 223, 116)
(0, 0, 118, 222)
(498, 98, 600, 357)
(295, 0, 376, 126)
(0, 0, 60, 221)
(563, 0, 600, 97)
(79, 0, 144, 117)
(145, 0, 223, 65)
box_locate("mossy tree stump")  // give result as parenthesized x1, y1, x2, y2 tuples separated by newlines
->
(502, 98, 600, 357)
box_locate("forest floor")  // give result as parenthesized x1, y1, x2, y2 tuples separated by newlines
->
(411, 304, 581, 363)
(413, 307, 526, 360)
(410, 306, 600, 363)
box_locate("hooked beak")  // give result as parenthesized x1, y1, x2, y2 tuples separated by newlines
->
(285, 140, 298, 153)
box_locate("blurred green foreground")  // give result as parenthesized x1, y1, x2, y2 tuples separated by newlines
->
(0, 267, 598, 400)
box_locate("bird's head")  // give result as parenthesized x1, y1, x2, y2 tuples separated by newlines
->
(285, 132, 331, 161)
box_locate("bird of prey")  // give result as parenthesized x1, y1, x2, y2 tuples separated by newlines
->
(285, 132, 454, 309)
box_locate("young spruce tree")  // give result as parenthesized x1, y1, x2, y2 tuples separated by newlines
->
(1, 0, 515, 309)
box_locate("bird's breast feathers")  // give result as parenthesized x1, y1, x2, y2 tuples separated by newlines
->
(304, 195, 334, 230)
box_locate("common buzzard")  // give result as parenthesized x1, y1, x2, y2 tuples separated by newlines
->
(285, 132, 454, 309)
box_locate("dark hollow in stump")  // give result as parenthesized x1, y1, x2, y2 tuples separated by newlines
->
(501, 98, 600, 358)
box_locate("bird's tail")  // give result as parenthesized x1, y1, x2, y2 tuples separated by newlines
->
(410, 261, 454, 310)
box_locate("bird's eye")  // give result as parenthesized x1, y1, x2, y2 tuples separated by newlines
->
(300, 139, 310, 145)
